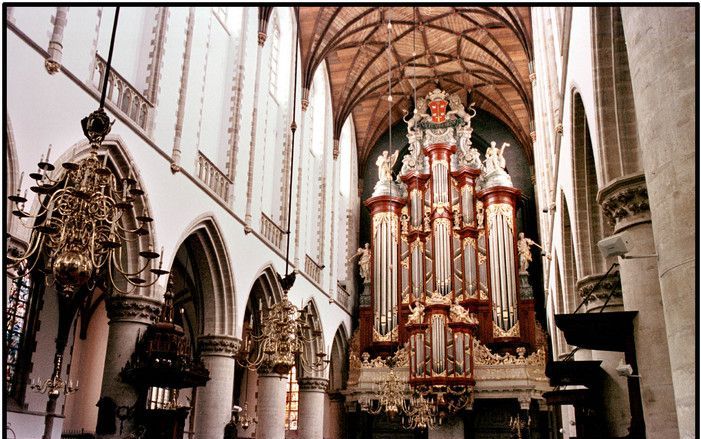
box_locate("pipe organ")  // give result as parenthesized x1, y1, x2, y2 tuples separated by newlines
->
(358, 88, 537, 409)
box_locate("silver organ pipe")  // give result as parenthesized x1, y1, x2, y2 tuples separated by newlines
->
(487, 204, 518, 332)
(431, 314, 446, 374)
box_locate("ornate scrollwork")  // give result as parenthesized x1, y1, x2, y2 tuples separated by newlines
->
(599, 174, 650, 226)
(373, 326, 399, 342)
(198, 335, 242, 357)
(426, 290, 452, 305)
(493, 321, 520, 338)
(576, 271, 622, 304)
(486, 203, 513, 229)
(473, 339, 545, 366)
(449, 303, 479, 324)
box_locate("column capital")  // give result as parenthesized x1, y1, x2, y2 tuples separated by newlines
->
(106, 294, 162, 324)
(576, 271, 622, 310)
(257, 31, 267, 46)
(298, 377, 328, 392)
(598, 172, 650, 232)
(197, 335, 242, 357)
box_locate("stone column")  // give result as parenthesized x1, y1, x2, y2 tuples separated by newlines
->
(45, 7, 69, 74)
(297, 377, 328, 439)
(256, 371, 287, 439)
(576, 272, 630, 438)
(620, 8, 695, 438)
(599, 173, 679, 437)
(96, 295, 162, 439)
(194, 335, 241, 439)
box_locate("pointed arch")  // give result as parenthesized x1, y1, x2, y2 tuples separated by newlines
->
(592, 6, 642, 183)
(560, 193, 578, 313)
(298, 296, 326, 378)
(571, 91, 608, 278)
(170, 215, 237, 337)
(328, 323, 349, 391)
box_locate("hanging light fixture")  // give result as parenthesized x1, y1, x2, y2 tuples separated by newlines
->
(363, 366, 409, 420)
(236, 7, 326, 377)
(6, 7, 167, 296)
(7, 8, 168, 439)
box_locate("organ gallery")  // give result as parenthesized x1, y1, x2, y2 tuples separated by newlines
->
(4, 6, 695, 439)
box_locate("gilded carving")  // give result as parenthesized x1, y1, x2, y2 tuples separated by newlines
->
(493, 321, 520, 338)
(473, 339, 545, 366)
(373, 326, 399, 342)
(486, 203, 513, 229)
(449, 303, 479, 324)
(426, 290, 452, 305)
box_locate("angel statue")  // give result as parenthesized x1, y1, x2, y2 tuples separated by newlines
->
(483, 141, 510, 175)
(407, 300, 425, 324)
(403, 97, 431, 135)
(517, 232, 542, 273)
(376, 150, 399, 183)
(348, 243, 372, 282)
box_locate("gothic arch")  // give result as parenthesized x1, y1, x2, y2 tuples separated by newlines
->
(328, 323, 349, 391)
(170, 215, 237, 337)
(570, 91, 608, 278)
(298, 296, 326, 379)
(592, 6, 641, 183)
(560, 193, 578, 313)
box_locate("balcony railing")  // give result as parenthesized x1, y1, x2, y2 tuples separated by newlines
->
(92, 54, 153, 130)
(261, 212, 285, 251)
(337, 281, 351, 309)
(196, 152, 232, 202)
(305, 254, 323, 285)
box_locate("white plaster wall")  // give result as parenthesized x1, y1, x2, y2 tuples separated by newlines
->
(6, 7, 355, 435)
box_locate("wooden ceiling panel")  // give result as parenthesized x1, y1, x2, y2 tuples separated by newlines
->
(297, 6, 534, 166)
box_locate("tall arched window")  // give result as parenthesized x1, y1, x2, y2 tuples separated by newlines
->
(284, 366, 299, 431)
(260, 8, 295, 226)
(195, 8, 244, 171)
(5, 261, 33, 398)
(304, 66, 330, 265)
(336, 118, 356, 283)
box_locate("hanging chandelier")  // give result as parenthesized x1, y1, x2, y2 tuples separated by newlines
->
(6, 12, 166, 296)
(364, 367, 409, 420)
(237, 285, 327, 375)
(402, 393, 437, 430)
(236, 8, 325, 377)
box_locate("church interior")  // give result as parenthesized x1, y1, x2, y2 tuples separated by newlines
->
(4, 6, 696, 439)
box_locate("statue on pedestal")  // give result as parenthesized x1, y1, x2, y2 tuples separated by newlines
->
(376, 150, 399, 183)
(517, 232, 541, 273)
(484, 141, 510, 175)
(349, 243, 372, 282)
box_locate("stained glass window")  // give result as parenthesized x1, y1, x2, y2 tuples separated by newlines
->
(284, 366, 299, 431)
(6, 263, 31, 394)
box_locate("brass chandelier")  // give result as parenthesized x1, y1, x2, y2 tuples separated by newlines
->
(237, 289, 327, 375)
(7, 9, 165, 295)
(7, 109, 167, 295)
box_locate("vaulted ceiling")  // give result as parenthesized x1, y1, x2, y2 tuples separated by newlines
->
(296, 7, 534, 167)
